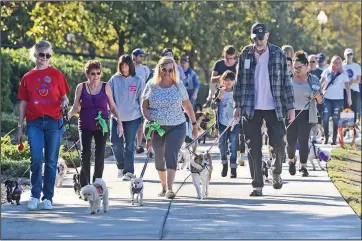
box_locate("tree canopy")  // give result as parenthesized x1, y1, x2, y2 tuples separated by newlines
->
(1, 1, 361, 82)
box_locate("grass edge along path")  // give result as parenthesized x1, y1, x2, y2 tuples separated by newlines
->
(327, 144, 361, 218)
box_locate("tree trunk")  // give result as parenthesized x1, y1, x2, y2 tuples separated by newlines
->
(118, 31, 125, 57)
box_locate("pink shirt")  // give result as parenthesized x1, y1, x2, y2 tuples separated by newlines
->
(254, 48, 275, 110)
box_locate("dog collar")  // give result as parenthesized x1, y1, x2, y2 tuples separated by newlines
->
(132, 187, 143, 193)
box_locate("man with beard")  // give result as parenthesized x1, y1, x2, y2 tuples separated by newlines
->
(233, 23, 295, 196)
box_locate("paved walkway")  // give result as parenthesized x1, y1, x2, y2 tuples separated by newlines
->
(1, 141, 361, 239)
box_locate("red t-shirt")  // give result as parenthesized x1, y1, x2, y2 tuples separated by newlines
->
(18, 66, 70, 121)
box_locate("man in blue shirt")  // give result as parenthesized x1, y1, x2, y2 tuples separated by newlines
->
(180, 55, 200, 107)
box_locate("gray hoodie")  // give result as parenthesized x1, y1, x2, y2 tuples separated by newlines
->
(108, 73, 145, 122)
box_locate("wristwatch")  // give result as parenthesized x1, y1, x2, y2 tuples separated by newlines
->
(192, 122, 197, 126)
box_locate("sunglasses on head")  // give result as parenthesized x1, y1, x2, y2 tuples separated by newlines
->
(161, 68, 174, 74)
(253, 36, 265, 41)
(90, 72, 101, 76)
(38, 53, 52, 59)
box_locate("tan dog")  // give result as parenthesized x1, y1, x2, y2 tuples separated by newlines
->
(81, 178, 109, 214)
(190, 153, 213, 199)
(55, 157, 68, 187)
(130, 176, 144, 206)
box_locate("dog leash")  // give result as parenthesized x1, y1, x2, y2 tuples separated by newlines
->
(139, 121, 165, 179)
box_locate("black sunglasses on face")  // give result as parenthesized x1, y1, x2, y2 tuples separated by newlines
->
(38, 53, 52, 59)
(161, 68, 174, 74)
(347, 54, 353, 56)
(253, 36, 265, 41)
(90, 72, 101, 76)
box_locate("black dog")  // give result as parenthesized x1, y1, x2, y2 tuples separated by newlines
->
(73, 174, 81, 196)
(5, 180, 22, 205)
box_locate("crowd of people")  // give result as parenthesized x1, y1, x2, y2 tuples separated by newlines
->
(17, 21, 361, 210)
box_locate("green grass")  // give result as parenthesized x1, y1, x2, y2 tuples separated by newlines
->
(327, 144, 361, 218)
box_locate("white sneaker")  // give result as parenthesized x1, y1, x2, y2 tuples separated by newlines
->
(43, 199, 52, 210)
(27, 197, 39, 211)
(122, 172, 134, 181)
(117, 169, 123, 178)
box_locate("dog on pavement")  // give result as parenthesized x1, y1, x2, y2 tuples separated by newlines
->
(190, 153, 213, 199)
(5, 180, 22, 205)
(73, 174, 81, 196)
(177, 147, 192, 170)
(130, 176, 144, 206)
(307, 142, 331, 171)
(80, 178, 109, 214)
(55, 157, 68, 187)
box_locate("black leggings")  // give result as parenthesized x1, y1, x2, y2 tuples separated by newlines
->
(79, 128, 109, 187)
(285, 110, 312, 164)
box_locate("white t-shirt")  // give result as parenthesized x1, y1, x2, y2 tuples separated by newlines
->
(218, 91, 235, 126)
(343, 63, 361, 92)
(321, 68, 349, 100)
(135, 64, 150, 83)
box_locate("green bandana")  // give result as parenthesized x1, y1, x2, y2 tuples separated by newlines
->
(95, 111, 109, 135)
(145, 121, 165, 140)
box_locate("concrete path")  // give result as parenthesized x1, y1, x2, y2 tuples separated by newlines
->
(1, 141, 361, 239)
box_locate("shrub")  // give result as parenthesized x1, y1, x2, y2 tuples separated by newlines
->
(60, 145, 81, 168)
(1, 159, 31, 177)
(1, 134, 31, 161)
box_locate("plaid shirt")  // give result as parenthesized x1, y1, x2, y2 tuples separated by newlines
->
(233, 43, 295, 121)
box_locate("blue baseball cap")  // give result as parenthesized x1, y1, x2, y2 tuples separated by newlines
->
(132, 48, 145, 57)
(317, 53, 326, 63)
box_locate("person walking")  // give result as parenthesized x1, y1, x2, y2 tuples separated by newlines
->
(343, 48, 361, 126)
(204, 45, 238, 109)
(68, 60, 123, 189)
(211, 70, 240, 178)
(17, 40, 70, 210)
(180, 55, 200, 108)
(308, 54, 324, 142)
(321, 56, 352, 145)
(286, 51, 324, 177)
(317, 53, 329, 71)
(132, 48, 151, 154)
(233, 23, 295, 196)
(282, 45, 294, 58)
(141, 56, 197, 199)
(109, 55, 145, 180)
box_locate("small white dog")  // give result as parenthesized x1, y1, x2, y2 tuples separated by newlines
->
(80, 178, 109, 214)
(177, 148, 191, 170)
(190, 153, 213, 199)
(130, 176, 144, 206)
(55, 157, 68, 187)
(307, 142, 331, 171)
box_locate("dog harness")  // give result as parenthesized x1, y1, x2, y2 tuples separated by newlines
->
(132, 187, 143, 194)
(191, 160, 209, 174)
(93, 184, 104, 197)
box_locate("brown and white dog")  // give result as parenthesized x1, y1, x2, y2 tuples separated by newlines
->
(190, 153, 213, 199)
(56, 157, 68, 187)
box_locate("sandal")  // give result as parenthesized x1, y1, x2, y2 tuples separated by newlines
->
(158, 189, 167, 197)
(166, 190, 176, 199)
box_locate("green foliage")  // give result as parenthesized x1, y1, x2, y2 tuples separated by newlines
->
(1, 112, 22, 133)
(1, 159, 31, 177)
(1, 135, 31, 161)
(59, 145, 81, 168)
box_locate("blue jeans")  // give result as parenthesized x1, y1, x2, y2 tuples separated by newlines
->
(323, 99, 344, 141)
(110, 117, 141, 174)
(27, 116, 65, 202)
(218, 123, 240, 168)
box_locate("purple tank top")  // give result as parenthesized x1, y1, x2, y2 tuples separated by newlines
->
(79, 83, 109, 131)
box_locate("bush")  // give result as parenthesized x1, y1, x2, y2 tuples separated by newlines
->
(1, 47, 116, 109)
(1, 134, 31, 161)
(1, 159, 31, 177)
(60, 145, 81, 168)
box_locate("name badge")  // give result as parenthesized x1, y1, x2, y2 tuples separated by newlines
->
(244, 59, 251, 69)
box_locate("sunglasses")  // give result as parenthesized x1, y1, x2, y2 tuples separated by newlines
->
(309, 61, 316, 64)
(347, 53, 353, 56)
(38, 53, 52, 59)
(253, 36, 265, 41)
(161, 68, 174, 74)
(90, 72, 101, 76)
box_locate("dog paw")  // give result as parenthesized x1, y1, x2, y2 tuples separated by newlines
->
(104, 210, 107, 213)
(91, 211, 96, 214)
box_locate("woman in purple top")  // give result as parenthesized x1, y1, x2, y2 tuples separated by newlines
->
(68, 60, 123, 188)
